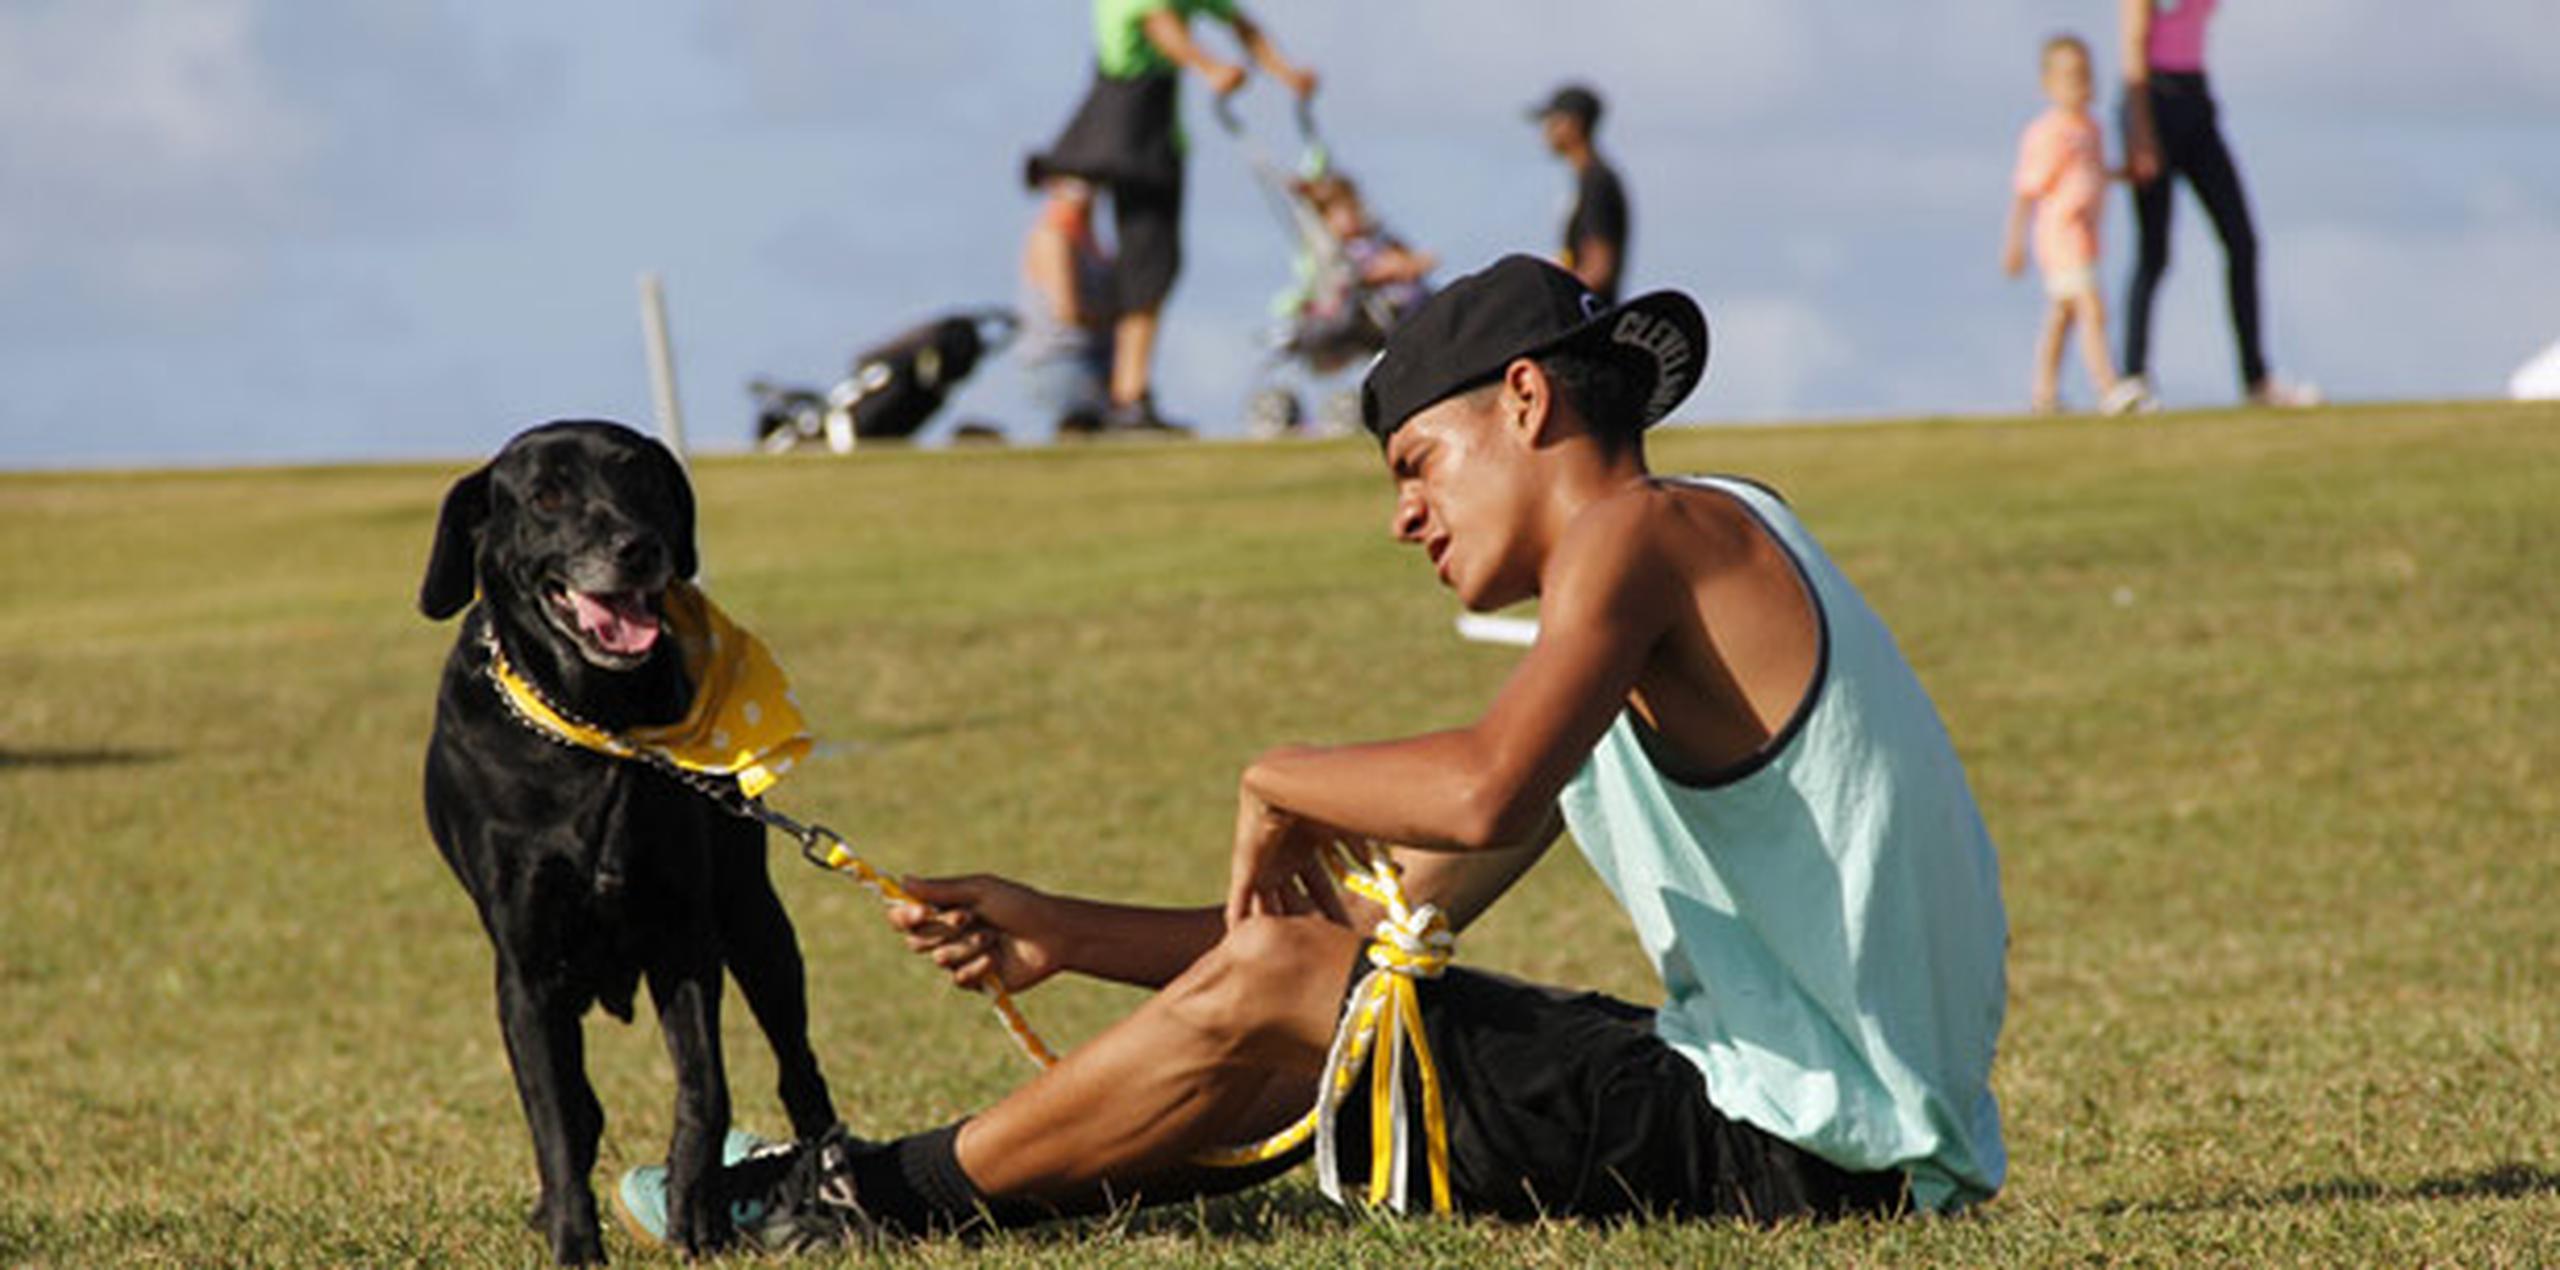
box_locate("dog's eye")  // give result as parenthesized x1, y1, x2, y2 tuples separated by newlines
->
(529, 483, 569, 514)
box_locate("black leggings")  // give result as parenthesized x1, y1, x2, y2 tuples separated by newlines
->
(2121, 72, 2266, 391)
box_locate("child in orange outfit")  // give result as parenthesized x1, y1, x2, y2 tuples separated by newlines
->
(2003, 35, 2149, 416)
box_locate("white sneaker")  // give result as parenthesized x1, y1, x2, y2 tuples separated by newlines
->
(2248, 376, 2323, 409)
(2100, 378, 2157, 417)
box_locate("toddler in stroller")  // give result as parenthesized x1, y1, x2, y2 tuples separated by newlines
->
(1218, 99, 1436, 438)
(1249, 171, 1437, 438)
(1287, 173, 1436, 370)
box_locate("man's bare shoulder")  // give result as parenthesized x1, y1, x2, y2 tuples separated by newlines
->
(1541, 479, 1757, 625)
(1556, 478, 1763, 574)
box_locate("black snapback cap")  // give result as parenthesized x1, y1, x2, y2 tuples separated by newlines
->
(1528, 83, 1604, 130)
(1360, 254, 1709, 442)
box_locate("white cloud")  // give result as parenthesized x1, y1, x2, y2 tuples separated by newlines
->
(0, 0, 315, 197)
(2279, 214, 2560, 401)
(2222, 3, 2560, 123)
(1687, 293, 1857, 421)
(1294, 0, 1819, 128)
(0, 0, 313, 306)
(0, 1, 558, 347)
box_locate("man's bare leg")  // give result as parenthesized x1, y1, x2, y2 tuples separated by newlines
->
(956, 913, 1363, 1204)
(1110, 308, 1161, 409)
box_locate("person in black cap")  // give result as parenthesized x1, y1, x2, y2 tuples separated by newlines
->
(1532, 83, 1631, 304)
(618, 256, 2007, 1247)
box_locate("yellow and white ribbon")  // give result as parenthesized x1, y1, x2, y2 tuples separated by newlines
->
(1317, 843, 1457, 1213)
(1191, 842, 1458, 1213)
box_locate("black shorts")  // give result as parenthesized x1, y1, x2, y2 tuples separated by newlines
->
(1326, 968, 1911, 1223)
(1111, 173, 1183, 315)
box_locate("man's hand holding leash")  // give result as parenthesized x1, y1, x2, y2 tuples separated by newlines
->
(889, 876, 1073, 995)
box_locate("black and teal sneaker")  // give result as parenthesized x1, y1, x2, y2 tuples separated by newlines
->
(614, 1125, 879, 1253)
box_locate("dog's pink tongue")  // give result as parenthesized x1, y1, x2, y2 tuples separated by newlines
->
(568, 590, 661, 655)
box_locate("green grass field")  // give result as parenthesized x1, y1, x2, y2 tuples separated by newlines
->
(5, 401, 2556, 1267)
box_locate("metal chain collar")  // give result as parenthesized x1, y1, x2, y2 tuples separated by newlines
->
(473, 613, 851, 872)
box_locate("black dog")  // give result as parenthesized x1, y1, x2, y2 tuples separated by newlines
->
(420, 420, 836, 1263)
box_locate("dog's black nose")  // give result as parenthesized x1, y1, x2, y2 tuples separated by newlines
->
(614, 533, 667, 576)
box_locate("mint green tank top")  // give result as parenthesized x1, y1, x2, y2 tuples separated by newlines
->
(1556, 475, 2008, 1211)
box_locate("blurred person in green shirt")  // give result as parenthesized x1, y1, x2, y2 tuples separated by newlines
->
(1026, 0, 1316, 435)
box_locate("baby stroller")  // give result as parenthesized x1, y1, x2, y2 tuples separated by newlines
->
(751, 308, 1019, 452)
(1217, 99, 1435, 438)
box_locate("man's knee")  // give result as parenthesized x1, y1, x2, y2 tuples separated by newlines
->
(1163, 916, 1354, 1059)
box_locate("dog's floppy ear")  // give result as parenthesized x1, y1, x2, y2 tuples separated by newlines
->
(639, 435, 699, 579)
(419, 463, 492, 620)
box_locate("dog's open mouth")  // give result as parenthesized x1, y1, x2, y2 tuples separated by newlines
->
(542, 583, 664, 667)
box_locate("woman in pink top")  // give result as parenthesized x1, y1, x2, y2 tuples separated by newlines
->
(2118, 0, 2313, 406)
(2004, 35, 2143, 415)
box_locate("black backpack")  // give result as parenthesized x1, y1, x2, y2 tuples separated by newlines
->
(751, 309, 1018, 451)
(843, 310, 1016, 441)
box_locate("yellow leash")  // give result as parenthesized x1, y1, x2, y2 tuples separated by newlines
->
(796, 836, 1059, 1068)
(480, 597, 1061, 1070)
(803, 830, 1457, 1211)
(483, 591, 1454, 1212)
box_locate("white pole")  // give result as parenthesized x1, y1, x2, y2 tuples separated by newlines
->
(1454, 613, 1539, 647)
(638, 271, 704, 579)
(637, 271, 689, 462)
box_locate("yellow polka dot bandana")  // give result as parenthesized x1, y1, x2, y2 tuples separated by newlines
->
(487, 580, 812, 798)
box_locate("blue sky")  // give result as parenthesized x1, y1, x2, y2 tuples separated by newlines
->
(3, 1, 2555, 467)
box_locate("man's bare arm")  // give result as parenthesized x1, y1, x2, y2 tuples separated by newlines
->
(890, 876, 1225, 992)
(896, 810, 1556, 995)
(1227, 11, 1316, 98)
(1243, 493, 1676, 856)
(1142, 9, 1245, 96)
(1373, 810, 1563, 934)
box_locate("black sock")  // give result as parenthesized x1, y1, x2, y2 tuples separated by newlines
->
(827, 1120, 1310, 1236)
(842, 1120, 1048, 1235)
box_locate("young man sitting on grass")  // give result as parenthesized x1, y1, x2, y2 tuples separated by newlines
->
(617, 254, 2009, 1250)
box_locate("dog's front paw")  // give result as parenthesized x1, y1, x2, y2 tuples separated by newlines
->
(528, 1190, 607, 1265)
(663, 1191, 734, 1258)
(555, 1229, 607, 1266)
